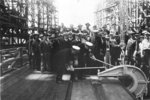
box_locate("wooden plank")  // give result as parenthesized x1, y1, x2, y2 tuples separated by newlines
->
(102, 84, 134, 100)
(1, 65, 29, 84)
(55, 82, 70, 100)
(41, 79, 70, 100)
(39, 79, 57, 100)
(29, 74, 55, 100)
(2, 69, 71, 100)
(1, 71, 43, 100)
(92, 81, 106, 100)
(15, 73, 55, 100)
(92, 79, 135, 100)
(1, 67, 32, 92)
(71, 80, 97, 100)
(47, 82, 70, 100)
(64, 81, 73, 100)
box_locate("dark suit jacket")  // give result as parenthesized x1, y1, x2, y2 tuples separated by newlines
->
(53, 48, 73, 74)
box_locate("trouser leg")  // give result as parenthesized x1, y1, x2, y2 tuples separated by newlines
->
(29, 54, 33, 68)
(56, 65, 64, 82)
(33, 55, 36, 69)
(36, 55, 41, 70)
(46, 53, 51, 72)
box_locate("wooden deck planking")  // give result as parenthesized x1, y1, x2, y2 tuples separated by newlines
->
(41, 81, 70, 100)
(1, 67, 70, 100)
(92, 82, 106, 100)
(102, 84, 133, 100)
(1, 67, 33, 92)
(71, 80, 97, 100)
(1, 65, 29, 84)
(1, 71, 43, 100)
(33, 80, 56, 100)
(15, 74, 53, 100)
(92, 79, 135, 100)
(1, 66, 149, 100)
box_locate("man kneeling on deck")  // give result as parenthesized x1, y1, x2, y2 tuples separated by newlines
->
(53, 45, 80, 83)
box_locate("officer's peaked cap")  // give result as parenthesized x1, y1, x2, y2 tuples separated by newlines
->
(85, 41, 93, 47)
(72, 45, 80, 51)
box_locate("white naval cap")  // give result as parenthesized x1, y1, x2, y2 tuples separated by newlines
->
(142, 30, 147, 34)
(128, 30, 134, 35)
(34, 31, 38, 34)
(142, 30, 150, 35)
(72, 45, 80, 51)
(85, 41, 93, 47)
(78, 32, 83, 35)
(92, 29, 99, 33)
(33, 31, 39, 36)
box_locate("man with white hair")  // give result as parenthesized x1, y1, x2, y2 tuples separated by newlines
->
(139, 30, 150, 89)
(140, 30, 150, 66)
(125, 30, 136, 65)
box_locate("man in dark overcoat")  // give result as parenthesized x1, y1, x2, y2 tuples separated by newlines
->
(53, 45, 80, 83)
(32, 33, 41, 70)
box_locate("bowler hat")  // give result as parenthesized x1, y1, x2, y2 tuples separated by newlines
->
(85, 23, 90, 26)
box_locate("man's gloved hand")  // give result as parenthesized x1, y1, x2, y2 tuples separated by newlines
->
(66, 64, 74, 71)
(90, 54, 96, 60)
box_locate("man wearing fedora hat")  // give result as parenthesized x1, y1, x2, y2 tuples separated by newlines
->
(26, 34, 34, 69)
(125, 30, 136, 65)
(32, 31, 41, 71)
(40, 34, 53, 72)
(132, 33, 143, 68)
(85, 22, 91, 36)
(139, 30, 150, 89)
(140, 30, 150, 66)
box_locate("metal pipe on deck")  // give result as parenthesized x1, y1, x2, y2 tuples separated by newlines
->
(74, 67, 106, 70)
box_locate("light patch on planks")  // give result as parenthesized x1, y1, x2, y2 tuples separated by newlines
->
(25, 71, 54, 81)
(71, 80, 97, 100)
(85, 75, 99, 80)
(102, 84, 133, 100)
(62, 74, 71, 81)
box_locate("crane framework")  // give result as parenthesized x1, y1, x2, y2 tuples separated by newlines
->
(0, 0, 59, 49)
(95, 0, 150, 32)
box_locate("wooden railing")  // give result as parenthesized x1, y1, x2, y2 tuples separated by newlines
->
(0, 47, 29, 76)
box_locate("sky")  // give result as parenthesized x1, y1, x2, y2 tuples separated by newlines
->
(55, 0, 102, 27)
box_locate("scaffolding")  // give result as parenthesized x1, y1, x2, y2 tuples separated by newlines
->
(95, 0, 150, 31)
(0, 0, 58, 49)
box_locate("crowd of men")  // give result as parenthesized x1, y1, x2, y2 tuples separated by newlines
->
(26, 23, 150, 84)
